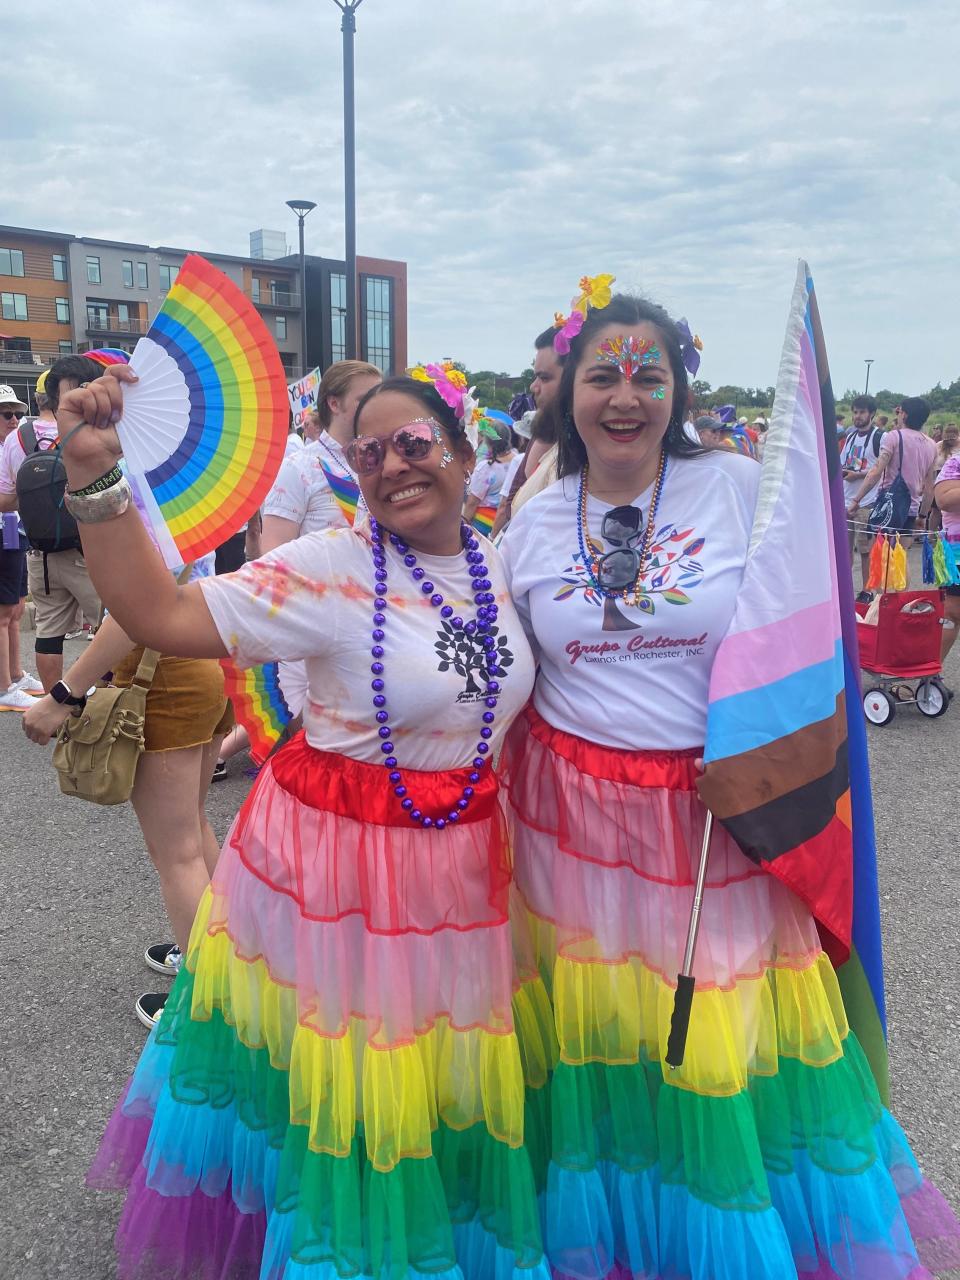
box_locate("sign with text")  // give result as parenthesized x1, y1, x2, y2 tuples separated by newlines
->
(288, 367, 322, 432)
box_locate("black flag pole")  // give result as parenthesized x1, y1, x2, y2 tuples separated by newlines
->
(665, 810, 714, 1069)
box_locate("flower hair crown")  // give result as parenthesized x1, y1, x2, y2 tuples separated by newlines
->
(552, 273, 704, 375)
(409, 361, 481, 448)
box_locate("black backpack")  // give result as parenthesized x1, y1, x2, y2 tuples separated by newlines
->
(15, 420, 83, 553)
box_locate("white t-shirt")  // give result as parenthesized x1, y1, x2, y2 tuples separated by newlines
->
(840, 427, 882, 507)
(263, 431, 361, 535)
(501, 453, 523, 501)
(501, 451, 760, 751)
(469, 457, 514, 509)
(199, 524, 535, 771)
(284, 432, 305, 455)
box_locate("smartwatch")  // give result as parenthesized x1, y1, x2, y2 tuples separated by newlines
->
(50, 680, 88, 710)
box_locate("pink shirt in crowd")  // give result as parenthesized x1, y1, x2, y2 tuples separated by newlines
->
(877, 429, 938, 515)
(0, 417, 58, 497)
(937, 455, 960, 542)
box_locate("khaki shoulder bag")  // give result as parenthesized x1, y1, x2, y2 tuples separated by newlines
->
(52, 645, 161, 805)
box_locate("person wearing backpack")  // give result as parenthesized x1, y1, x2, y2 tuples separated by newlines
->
(0, 356, 103, 692)
(847, 397, 939, 574)
(840, 393, 883, 594)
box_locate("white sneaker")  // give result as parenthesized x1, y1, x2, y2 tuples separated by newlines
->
(0, 684, 35, 711)
(14, 672, 44, 695)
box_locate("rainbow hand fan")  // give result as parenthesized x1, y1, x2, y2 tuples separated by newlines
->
(117, 255, 288, 568)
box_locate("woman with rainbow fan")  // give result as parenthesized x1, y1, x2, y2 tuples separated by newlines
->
(498, 280, 960, 1279)
(54, 361, 553, 1280)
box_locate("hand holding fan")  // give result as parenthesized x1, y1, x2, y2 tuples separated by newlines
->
(116, 255, 288, 568)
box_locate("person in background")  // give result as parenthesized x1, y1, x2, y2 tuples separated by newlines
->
(492, 326, 564, 533)
(0, 383, 44, 709)
(0, 358, 103, 693)
(302, 406, 322, 443)
(934, 454, 960, 661)
(463, 416, 517, 532)
(876, 414, 890, 430)
(840, 394, 883, 594)
(847, 397, 938, 534)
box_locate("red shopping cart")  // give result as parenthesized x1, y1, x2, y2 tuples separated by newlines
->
(856, 589, 950, 725)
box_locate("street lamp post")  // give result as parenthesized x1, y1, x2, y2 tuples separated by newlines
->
(286, 199, 317, 376)
(332, 0, 364, 360)
(864, 359, 874, 395)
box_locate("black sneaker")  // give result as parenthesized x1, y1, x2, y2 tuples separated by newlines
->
(144, 942, 183, 977)
(135, 992, 168, 1030)
(212, 760, 228, 782)
(856, 591, 873, 605)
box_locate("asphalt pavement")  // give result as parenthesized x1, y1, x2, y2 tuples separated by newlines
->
(1, 589, 958, 1279)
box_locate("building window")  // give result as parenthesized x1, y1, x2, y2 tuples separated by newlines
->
(55, 297, 71, 323)
(122, 260, 134, 288)
(270, 279, 292, 306)
(59, 340, 73, 355)
(159, 264, 177, 291)
(52, 253, 68, 281)
(364, 276, 393, 372)
(276, 314, 287, 341)
(117, 303, 130, 326)
(137, 261, 149, 288)
(251, 278, 261, 303)
(0, 248, 25, 277)
(330, 273, 347, 362)
(1, 292, 28, 321)
(87, 302, 109, 329)
(86, 255, 101, 284)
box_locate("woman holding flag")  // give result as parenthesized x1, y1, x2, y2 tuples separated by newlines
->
(499, 278, 960, 1278)
(58, 362, 559, 1280)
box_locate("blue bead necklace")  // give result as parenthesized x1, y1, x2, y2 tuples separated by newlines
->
(369, 517, 501, 830)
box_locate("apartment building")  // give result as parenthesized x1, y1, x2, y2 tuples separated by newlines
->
(0, 224, 407, 410)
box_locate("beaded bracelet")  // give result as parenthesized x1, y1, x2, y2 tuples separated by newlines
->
(68, 465, 123, 498)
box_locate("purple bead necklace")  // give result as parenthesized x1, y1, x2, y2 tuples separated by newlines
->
(369, 517, 501, 830)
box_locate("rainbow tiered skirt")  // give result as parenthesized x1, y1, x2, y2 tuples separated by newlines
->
(89, 734, 554, 1279)
(500, 706, 960, 1280)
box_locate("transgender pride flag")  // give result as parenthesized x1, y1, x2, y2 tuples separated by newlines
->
(698, 262, 889, 1101)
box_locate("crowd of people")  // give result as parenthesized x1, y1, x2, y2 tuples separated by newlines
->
(2, 284, 959, 1279)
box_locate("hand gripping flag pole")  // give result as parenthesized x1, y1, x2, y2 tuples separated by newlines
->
(665, 810, 714, 1068)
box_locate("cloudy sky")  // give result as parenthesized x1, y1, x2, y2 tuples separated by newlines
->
(7, 0, 959, 394)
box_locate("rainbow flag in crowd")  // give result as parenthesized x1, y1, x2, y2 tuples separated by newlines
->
(219, 658, 292, 766)
(472, 505, 496, 537)
(316, 456, 361, 526)
(698, 263, 888, 1100)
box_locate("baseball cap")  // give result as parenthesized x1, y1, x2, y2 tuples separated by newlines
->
(36, 369, 49, 395)
(0, 384, 28, 412)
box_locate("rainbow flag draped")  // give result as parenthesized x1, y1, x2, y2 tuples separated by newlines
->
(472, 504, 497, 537)
(316, 456, 361, 527)
(698, 262, 888, 1101)
(219, 658, 292, 766)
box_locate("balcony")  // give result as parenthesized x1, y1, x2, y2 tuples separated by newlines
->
(0, 346, 79, 367)
(85, 312, 151, 336)
(246, 284, 300, 309)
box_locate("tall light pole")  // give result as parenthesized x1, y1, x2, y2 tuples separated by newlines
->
(333, 0, 364, 360)
(864, 358, 874, 395)
(286, 199, 317, 376)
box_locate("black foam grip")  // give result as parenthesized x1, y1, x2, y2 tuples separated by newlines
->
(665, 974, 696, 1068)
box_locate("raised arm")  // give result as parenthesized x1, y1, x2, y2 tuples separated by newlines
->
(56, 367, 225, 658)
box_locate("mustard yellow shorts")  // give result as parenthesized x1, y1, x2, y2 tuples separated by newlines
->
(113, 650, 235, 753)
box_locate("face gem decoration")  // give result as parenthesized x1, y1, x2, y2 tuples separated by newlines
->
(432, 420, 454, 469)
(595, 335, 662, 382)
(652, 386, 666, 400)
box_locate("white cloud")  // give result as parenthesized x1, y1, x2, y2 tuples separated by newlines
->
(6, 0, 959, 394)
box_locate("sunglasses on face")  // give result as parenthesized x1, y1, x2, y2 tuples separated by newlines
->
(345, 418, 444, 476)
(596, 505, 644, 590)
(1, 410, 22, 422)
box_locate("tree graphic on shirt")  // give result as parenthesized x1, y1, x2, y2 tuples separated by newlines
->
(554, 523, 706, 632)
(434, 621, 514, 697)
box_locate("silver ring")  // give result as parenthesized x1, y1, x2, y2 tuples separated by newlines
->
(79, 382, 90, 388)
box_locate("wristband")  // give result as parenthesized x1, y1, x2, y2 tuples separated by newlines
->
(68, 464, 123, 497)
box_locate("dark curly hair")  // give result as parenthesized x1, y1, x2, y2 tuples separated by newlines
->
(552, 294, 702, 478)
(353, 375, 469, 448)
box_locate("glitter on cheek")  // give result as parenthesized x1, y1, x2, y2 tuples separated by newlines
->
(652, 386, 666, 400)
